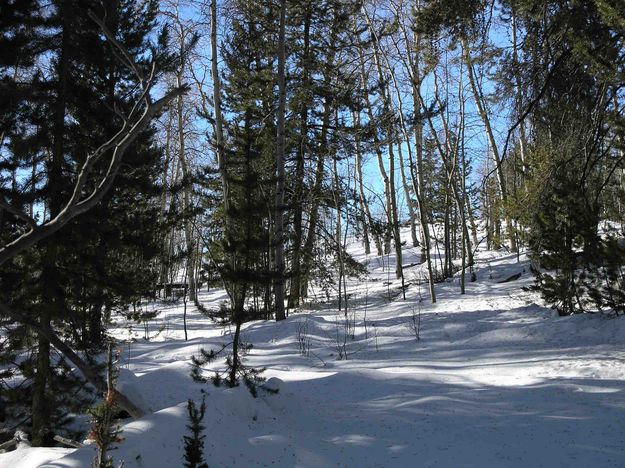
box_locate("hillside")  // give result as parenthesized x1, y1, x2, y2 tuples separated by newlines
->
(3, 233, 625, 468)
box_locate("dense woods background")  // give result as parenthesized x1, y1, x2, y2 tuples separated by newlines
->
(0, 0, 624, 453)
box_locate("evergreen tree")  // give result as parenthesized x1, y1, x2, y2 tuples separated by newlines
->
(183, 397, 209, 468)
(528, 162, 601, 315)
(201, 0, 279, 387)
(89, 345, 123, 468)
(0, 0, 175, 443)
(516, 0, 625, 315)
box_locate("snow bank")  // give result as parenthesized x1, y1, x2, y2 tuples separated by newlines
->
(0, 447, 74, 468)
(44, 383, 283, 467)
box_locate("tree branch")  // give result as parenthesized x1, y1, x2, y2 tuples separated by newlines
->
(0, 84, 187, 267)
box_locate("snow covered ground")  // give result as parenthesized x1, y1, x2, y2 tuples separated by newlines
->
(4, 230, 625, 467)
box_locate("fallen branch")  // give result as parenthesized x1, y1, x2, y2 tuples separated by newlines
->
(497, 271, 523, 283)
(0, 429, 31, 452)
(0, 438, 16, 452)
(53, 435, 84, 449)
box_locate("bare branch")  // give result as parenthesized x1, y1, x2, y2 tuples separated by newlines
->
(482, 47, 572, 187)
(0, 84, 187, 267)
(88, 10, 144, 83)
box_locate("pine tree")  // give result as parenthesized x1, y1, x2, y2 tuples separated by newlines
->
(0, 0, 175, 443)
(219, 0, 279, 317)
(89, 345, 123, 468)
(517, 0, 625, 315)
(528, 164, 600, 315)
(198, 0, 279, 389)
(183, 397, 209, 468)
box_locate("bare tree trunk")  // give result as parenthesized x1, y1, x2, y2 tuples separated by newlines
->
(176, 70, 197, 302)
(33, 0, 73, 443)
(398, 141, 419, 248)
(332, 153, 344, 312)
(362, 8, 403, 282)
(429, 68, 475, 268)
(357, 41, 393, 256)
(158, 108, 174, 285)
(387, 2, 436, 302)
(466, 192, 479, 248)
(385, 134, 403, 280)
(299, 95, 332, 298)
(460, 84, 468, 293)
(511, 7, 528, 177)
(210, 0, 228, 212)
(412, 106, 436, 303)
(210, 0, 240, 312)
(299, 7, 340, 300)
(176, 55, 196, 303)
(353, 111, 381, 255)
(462, 36, 516, 252)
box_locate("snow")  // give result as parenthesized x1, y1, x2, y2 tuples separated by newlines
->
(3, 229, 625, 467)
(0, 447, 74, 467)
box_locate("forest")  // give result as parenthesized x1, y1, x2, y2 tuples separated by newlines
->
(1, 0, 624, 466)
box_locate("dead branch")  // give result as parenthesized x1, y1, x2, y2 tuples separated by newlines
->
(0, 85, 187, 267)
(53, 435, 84, 449)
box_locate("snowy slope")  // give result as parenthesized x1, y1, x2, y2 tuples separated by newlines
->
(4, 230, 625, 467)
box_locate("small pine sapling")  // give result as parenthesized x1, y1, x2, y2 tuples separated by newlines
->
(89, 344, 123, 468)
(123, 303, 160, 341)
(190, 335, 266, 397)
(190, 347, 219, 384)
(183, 396, 208, 468)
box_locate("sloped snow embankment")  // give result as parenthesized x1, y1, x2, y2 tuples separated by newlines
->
(4, 230, 625, 467)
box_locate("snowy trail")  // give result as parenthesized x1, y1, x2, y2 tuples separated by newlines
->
(4, 235, 625, 467)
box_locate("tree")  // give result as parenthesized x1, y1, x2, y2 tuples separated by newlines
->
(514, 0, 625, 315)
(273, 0, 287, 321)
(0, 1, 187, 442)
(89, 345, 123, 468)
(288, 0, 360, 308)
(160, 1, 201, 307)
(214, 0, 280, 379)
(182, 397, 209, 468)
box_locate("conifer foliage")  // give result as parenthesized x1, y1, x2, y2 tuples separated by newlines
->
(89, 345, 123, 468)
(518, 0, 625, 315)
(0, 0, 184, 445)
(182, 396, 209, 468)
(191, 339, 266, 398)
